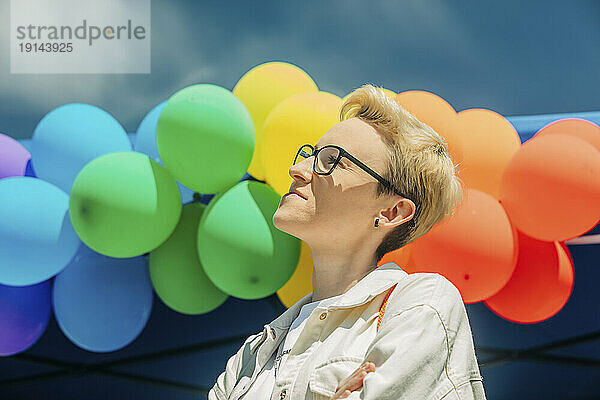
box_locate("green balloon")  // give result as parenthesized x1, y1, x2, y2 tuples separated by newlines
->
(197, 180, 300, 300)
(69, 151, 182, 258)
(156, 84, 255, 194)
(149, 202, 228, 315)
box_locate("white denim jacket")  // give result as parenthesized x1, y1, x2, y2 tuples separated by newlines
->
(208, 262, 487, 400)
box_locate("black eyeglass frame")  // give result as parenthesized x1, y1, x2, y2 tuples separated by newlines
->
(294, 144, 417, 227)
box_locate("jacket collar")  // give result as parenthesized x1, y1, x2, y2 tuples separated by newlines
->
(269, 261, 407, 331)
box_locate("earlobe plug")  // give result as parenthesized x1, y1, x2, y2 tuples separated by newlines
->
(374, 218, 379, 227)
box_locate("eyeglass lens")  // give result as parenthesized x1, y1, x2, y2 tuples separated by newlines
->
(294, 145, 340, 174)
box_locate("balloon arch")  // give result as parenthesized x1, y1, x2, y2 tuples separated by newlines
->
(1, 61, 599, 355)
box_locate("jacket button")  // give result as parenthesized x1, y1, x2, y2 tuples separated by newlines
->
(319, 312, 327, 320)
(280, 389, 287, 399)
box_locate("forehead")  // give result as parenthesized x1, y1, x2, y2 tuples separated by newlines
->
(316, 118, 386, 165)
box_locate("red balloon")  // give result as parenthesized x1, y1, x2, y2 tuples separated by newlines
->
(484, 231, 574, 324)
(499, 134, 600, 241)
(378, 244, 411, 270)
(410, 188, 518, 303)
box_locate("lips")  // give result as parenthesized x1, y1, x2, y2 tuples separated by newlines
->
(285, 190, 307, 200)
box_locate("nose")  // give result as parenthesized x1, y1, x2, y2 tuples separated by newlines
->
(288, 157, 312, 185)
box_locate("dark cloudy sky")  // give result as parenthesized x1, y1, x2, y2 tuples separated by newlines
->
(2, 0, 599, 139)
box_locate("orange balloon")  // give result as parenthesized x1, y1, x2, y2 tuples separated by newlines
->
(533, 118, 600, 152)
(456, 109, 521, 199)
(394, 90, 464, 167)
(277, 240, 314, 308)
(484, 231, 574, 323)
(499, 133, 600, 241)
(409, 188, 518, 303)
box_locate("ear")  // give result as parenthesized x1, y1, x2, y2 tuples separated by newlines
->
(378, 198, 415, 227)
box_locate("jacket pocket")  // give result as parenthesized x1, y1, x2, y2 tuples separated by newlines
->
(308, 356, 364, 400)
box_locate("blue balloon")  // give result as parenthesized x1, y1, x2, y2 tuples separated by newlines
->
(134, 101, 167, 163)
(31, 103, 131, 194)
(24, 158, 36, 178)
(17, 139, 37, 177)
(17, 138, 32, 153)
(52, 243, 153, 352)
(0, 177, 80, 286)
(0, 280, 52, 356)
(175, 181, 196, 204)
(127, 132, 136, 146)
(134, 101, 195, 203)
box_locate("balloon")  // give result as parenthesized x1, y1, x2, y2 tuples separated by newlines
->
(409, 188, 518, 303)
(0, 280, 51, 356)
(69, 151, 182, 258)
(484, 231, 574, 323)
(0, 134, 30, 179)
(149, 202, 229, 315)
(31, 103, 131, 194)
(134, 101, 195, 204)
(394, 90, 464, 167)
(233, 62, 319, 182)
(0, 177, 80, 286)
(157, 84, 255, 194)
(377, 244, 412, 271)
(455, 109, 522, 199)
(259, 91, 342, 195)
(52, 243, 153, 352)
(134, 101, 167, 163)
(277, 241, 314, 308)
(197, 181, 300, 299)
(175, 184, 197, 205)
(499, 134, 600, 241)
(17, 138, 32, 153)
(16, 139, 37, 177)
(24, 159, 36, 177)
(532, 117, 600, 151)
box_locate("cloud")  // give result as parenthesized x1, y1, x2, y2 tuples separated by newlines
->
(0, 0, 205, 136)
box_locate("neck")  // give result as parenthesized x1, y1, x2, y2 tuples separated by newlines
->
(311, 260, 377, 303)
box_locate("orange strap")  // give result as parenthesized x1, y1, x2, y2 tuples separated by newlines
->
(377, 283, 397, 333)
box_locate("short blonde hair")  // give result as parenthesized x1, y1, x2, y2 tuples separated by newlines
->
(339, 84, 463, 263)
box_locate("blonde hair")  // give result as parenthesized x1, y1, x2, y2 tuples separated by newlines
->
(339, 83, 463, 263)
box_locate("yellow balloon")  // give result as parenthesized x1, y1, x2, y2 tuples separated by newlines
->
(259, 91, 343, 195)
(233, 62, 319, 181)
(277, 241, 314, 308)
(341, 87, 396, 104)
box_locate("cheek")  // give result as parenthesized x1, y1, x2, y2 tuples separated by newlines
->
(318, 194, 368, 219)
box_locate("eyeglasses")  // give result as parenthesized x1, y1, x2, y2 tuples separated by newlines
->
(293, 144, 417, 227)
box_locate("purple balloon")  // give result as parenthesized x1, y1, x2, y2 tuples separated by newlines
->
(0, 280, 52, 356)
(0, 134, 31, 179)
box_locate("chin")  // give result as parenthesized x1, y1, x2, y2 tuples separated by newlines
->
(273, 208, 301, 237)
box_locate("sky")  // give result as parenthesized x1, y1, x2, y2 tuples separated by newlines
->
(1, 0, 599, 140)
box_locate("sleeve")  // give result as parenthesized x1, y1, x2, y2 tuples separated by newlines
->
(344, 304, 454, 400)
(208, 332, 262, 400)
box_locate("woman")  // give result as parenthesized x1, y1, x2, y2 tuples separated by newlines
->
(209, 84, 487, 400)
